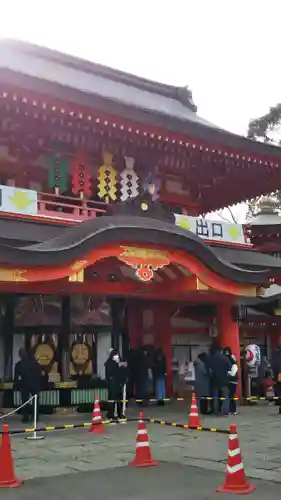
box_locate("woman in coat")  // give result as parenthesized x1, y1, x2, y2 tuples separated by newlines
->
(194, 352, 210, 414)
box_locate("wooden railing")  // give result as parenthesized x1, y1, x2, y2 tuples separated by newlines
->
(37, 192, 107, 222)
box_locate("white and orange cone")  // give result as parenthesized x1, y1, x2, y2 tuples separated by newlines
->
(88, 396, 104, 434)
(0, 425, 22, 488)
(188, 393, 200, 427)
(129, 412, 159, 468)
(217, 424, 256, 494)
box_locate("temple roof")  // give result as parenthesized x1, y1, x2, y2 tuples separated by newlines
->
(0, 193, 281, 285)
(0, 39, 281, 159)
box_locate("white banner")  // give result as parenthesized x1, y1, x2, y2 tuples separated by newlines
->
(0, 185, 38, 216)
(175, 214, 246, 245)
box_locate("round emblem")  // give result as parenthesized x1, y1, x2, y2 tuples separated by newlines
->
(72, 343, 89, 365)
(35, 343, 54, 366)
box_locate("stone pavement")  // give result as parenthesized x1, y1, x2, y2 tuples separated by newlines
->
(2, 401, 281, 483)
(1, 463, 281, 500)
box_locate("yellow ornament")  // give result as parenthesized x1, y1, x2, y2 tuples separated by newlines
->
(97, 152, 117, 202)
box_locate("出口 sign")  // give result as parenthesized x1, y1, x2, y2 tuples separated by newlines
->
(174, 214, 247, 245)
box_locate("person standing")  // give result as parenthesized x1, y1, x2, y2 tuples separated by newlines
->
(153, 348, 167, 405)
(14, 348, 42, 423)
(224, 347, 239, 415)
(104, 349, 124, 420)
(194, 352, 210, 415)
(208, 343, 231, 415)
(271, 345, 281, 414)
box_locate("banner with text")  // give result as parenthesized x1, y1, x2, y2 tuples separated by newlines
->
(0, 185, 38, 216)
(174, 214, 247, 244)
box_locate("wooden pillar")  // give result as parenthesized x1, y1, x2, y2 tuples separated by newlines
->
(154, 303, 173, 396)
(218, 301, 241, 398)
(61, 296, 70, 381)
(3, 295, 14, 381)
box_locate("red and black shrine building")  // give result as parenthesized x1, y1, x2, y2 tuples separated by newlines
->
(0, 40, 281, 408)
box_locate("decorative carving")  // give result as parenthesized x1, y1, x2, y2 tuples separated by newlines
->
(69, 260, 87, 283)
(118, 246, 170, 282)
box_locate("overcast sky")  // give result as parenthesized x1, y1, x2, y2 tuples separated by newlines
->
(1, 0, 280, 221)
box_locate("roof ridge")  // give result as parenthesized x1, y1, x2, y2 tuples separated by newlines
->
(0, 38, 197, 111)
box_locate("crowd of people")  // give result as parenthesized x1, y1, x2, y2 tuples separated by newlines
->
(194, 344, 238, 416)
(12, 342, 281, 423)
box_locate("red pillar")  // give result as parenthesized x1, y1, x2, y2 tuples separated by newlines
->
(218, 302, 241, 398)
(154, 303, 173, 396)
(271, 330, 281, 353)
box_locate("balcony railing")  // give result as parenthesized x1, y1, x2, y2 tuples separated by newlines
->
(37, 192, 107, 222)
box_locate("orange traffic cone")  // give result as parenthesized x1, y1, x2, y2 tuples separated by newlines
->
(0, 424, 22, 488)
(88, 396, 104, 434)
(217, 424, 256, 494)
(188, 393, 200, 427)
(129, 412, 159, 468)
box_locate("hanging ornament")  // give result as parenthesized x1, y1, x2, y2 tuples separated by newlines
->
(72, 153, 92, 199)
(120, 156, 139, 201)
(97, 152, 117, 202)
(142, 172, 161, 201)
(47, 147, 69, 194)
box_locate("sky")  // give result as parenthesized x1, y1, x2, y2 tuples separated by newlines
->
(1, 0, 281, 222)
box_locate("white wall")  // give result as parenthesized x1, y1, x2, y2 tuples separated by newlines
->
(96, 331, 111, 379)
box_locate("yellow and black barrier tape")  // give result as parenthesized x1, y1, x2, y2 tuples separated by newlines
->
(1, 418, 135, 436)
(147, 418, 230, 435)
(105, 395, 277, 403)
(2, 417, 229, 436)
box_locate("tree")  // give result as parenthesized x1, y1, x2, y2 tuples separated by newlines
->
(247, 104, 281, 217)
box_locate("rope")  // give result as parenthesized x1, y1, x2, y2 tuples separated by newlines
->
(0, 394, 35, 420)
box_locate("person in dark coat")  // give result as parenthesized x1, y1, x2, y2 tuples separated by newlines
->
(14, 348, 42, 423)
(223, 347, 239, 415)
(208, 343, 231, 415)
(271, 345, 281, 414)
(134, 347, 151, 401)
(194, 352, 210, 414)
(153, 348, 167, 404)
(104, 349, 125, 420)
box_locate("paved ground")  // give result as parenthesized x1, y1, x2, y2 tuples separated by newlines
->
(1, 463, 281, 500)
(2, 401, 281, 489)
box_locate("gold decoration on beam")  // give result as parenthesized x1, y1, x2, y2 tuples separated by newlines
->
(196, 278, 209, 291)
(69, 269, 84, 283)
(68, 260, 87, 283)
(0, 268, 28, 282)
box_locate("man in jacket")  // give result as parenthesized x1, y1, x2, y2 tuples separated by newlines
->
(14, 348, 42, 423)
(208, 344, 231, 415)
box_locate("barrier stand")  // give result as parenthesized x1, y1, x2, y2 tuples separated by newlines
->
(26, 394, 44, 441)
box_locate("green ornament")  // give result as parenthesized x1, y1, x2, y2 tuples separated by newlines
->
(47, 152, 69, 193)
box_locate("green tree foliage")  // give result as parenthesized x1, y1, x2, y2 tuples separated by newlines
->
(247, 104, 281, 217)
